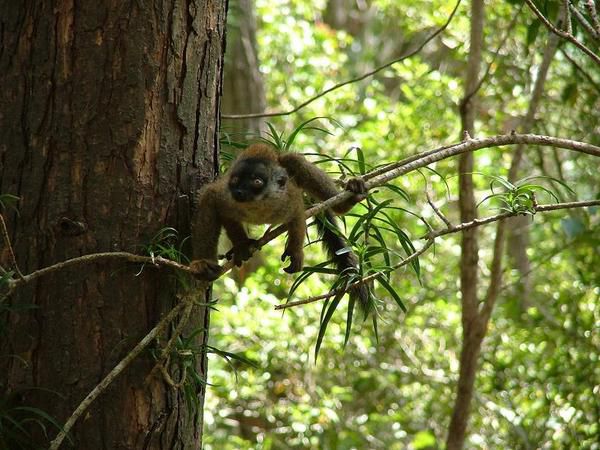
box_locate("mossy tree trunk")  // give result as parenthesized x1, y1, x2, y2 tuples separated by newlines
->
(0, 1, 227, 448)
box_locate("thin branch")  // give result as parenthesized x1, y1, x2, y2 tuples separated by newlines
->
(4, 252, 195, 296)
(560, 48, 600, 93)
(158, 362, 187, 389)
(426, 189, 453, 228)
(221, 0, 463, 119)
(427, 200, 600, 239)
(275, 199, 600, 311)
(524, 0, 600, 65)
(275, 239, 435, 310)
(147, 299, 195, 382)
(569, 3, 600, 40)
(584, 0, 600, 35)
(238, 133, 600, 272)
(463, 4, 524, 105)
(0, 214, 24, 279)
(565, 0, 573, 34)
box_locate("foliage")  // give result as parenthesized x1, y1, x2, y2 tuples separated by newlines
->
(0, 389, 71, 449)
(476, 174, 575, 215)
(205, 0, 600, 448)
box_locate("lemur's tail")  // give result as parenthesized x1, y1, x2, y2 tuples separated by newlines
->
(316, 210, 371, 317)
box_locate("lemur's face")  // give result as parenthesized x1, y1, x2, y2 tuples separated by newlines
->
(228, 157, 287, 202)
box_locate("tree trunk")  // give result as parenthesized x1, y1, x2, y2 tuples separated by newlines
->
(447, 0, 484, 448)
(0, 1, 227, 448)
(221, 0, 266, 135)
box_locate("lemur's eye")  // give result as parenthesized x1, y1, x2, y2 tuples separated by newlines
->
(253, 178, 264, 187)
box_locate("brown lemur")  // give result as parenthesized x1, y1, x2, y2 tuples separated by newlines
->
(190, 143, 370, 312)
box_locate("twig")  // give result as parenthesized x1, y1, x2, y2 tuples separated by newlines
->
(221, 0, 462, 119)
(560, 48, 600, 93)
(524, 0, 600, 65)
(276, 200, 600, 311)
(569, 3, 600, 39)
(275, 239, 435, 310)
(564, 0, 573, 34)
(426, 189, 452, 228)
(585, 0, 600, 36)
(147, 298, 195, 383)
(48, 296, 194, 450)
(0, 214, 24, 279)
(158, 361, 188, 389)
(463, 4, 524, 104)
(5, 252, 195, 296)
(240, 133, 600, 271)
(426, 200, 600, 240)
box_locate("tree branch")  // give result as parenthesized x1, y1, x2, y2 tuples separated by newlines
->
(463, 4, 523, 105)
(221, 0, 462, 119)
(224, 133, 600, 279)
(560, 48, 600, 93)
(524, 0, 600, 65)
(4, 134, 599, 297)
(569, 3, 600, 40)
(0, 214, 24, 279)
(427, 200, 600, 239)
(275, 199, 600, 311)
(584, 0, 600, 36)
(3, 252, 195, 298)
(275, 239, 435, 310)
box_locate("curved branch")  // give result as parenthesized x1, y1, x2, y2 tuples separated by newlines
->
(226, 133, 600, 277)
(4, 252, 194, 297)
(276, 239, 435, 310)
(275, 199, 600, 310)
(524, 0, 600, 65)
(221, 0, 462, 119)
(5, 134, 599, 294)
(427, 199, 600, 239)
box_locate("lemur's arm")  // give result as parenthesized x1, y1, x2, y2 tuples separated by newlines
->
(189, 186, 223, 280)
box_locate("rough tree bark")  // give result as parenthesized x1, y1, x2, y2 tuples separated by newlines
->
(0, 1, 227, 448)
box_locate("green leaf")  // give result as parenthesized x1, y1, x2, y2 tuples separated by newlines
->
(0, 194, 20, 211)
(207, 346, 259, 368)
(344, 295, 356, 347)
(284, 116, 340, 151)
(315, 290, 345, 360)
(526, 18, 541, 48)
(376, 274, 406, 312)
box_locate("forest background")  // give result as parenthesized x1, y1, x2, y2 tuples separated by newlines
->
(0, 0, 598, 449)
(206, 0, 599, 449)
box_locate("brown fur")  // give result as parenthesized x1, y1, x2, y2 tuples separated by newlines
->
(190, 143, 366, 279)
